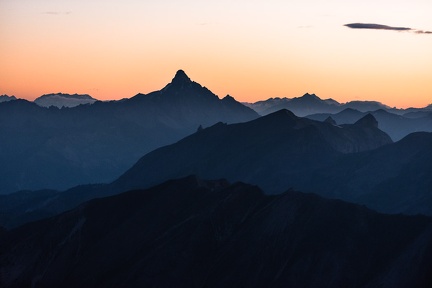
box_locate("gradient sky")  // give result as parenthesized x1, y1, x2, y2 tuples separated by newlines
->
(1, 0, 431, 108)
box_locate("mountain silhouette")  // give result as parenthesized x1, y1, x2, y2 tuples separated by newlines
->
(1, 176, 431, 288)
(34, 93, 97, 108)
(113, 110, 392, 194)
(0, 109, 394, 228)
(244, 93, 432, 119)
(0, 95, 17, 103)
(244, 93, 341, 116)
(307, 108, 432, 141)
(308, 132, 432, 215)
(0, 70, 258, 194)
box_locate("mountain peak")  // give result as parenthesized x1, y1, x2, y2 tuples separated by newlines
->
(354, 113, 378, 128)
(324, 116, 337, 125)
(172, 69, 192, 84)
(272, 109, 298, 118)
(0, 95, 17, 103)
(258, 109, 298, 126)
(302, 93, 319, 99)
(222, 95, 236, 102)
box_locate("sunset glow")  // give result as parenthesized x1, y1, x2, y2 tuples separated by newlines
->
(1, 0, 432, 108)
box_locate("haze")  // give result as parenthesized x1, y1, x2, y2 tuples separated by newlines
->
(1, 0, 431, 108)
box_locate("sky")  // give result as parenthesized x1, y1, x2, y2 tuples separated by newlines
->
(1, 0, 431, 108)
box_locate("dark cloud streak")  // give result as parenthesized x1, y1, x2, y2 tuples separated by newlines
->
(345, 23, 432, 35)
(345, 23, 411, 31)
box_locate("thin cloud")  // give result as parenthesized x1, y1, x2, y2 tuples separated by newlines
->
(415, 30, 432, 34)
(344, 23, 432, 34)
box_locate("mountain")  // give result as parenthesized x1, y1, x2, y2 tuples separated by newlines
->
(244, 93, 341, 116)
(34, 93, 98, 108)
(403, 110, 432, 119)
(307, 132, 432, 215)
(245, 93, 432, 119)
(113, 110, 392, 194)
(112, 112, 432, 216)
(343, 100, 391, 112)
(1, 176, 431, 288)
(307, 108, 432, 141)
(0, 95, 17, 103)
(0, 110, 393, 229)
(0, 70, 258, 194)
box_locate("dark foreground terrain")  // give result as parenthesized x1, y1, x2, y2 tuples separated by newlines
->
(1, 176, 431, 288)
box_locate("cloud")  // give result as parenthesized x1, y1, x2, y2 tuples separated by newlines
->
(344, 23, 432, 34)
(415, 30, 432, 34)
(345, 23, 411, 31)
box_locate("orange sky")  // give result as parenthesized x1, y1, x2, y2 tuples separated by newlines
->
(1, 0, 431, 108)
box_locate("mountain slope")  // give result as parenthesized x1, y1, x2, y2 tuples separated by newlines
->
(114, 110, 392, 194)
(308, 132, 432, 215)
(112, 112, 432, 215)
(3, 123, 429, 230)
(0, 70, 258, 194)
(1, 176, 431, 288)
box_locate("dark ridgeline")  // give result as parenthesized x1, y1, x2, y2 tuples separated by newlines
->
(0, 70, 258, 194)
(1, 176, 431, 288)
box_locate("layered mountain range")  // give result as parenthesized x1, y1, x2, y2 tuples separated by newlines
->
(0, 70, 258, 194)
(244, 93, 431, 117)
(1, 106, 431, 229)
(245, 94, 432, 141)
(1, 176, 431, 288)
(114, 110, 392, 192)
(2, 71, 432, 286)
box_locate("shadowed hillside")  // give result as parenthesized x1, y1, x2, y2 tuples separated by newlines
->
(1, 176, 431, 288)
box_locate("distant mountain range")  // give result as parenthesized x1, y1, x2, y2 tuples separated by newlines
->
(1, 176, 431, 288)
(245, 93, 432, 141)
(0, 70, 258, 194)
(34, 93, 98, 108)
(307, 108, 432, 141)
(244, 93, 432, 117)
(0, 95, 16, 103)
